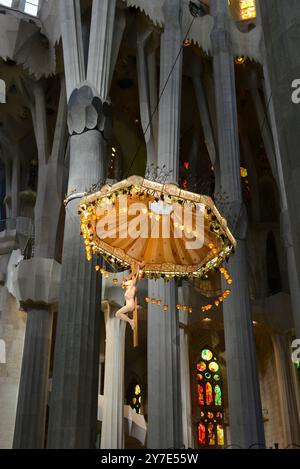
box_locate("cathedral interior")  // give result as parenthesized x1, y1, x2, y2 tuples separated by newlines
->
(0, 0, 300, 450)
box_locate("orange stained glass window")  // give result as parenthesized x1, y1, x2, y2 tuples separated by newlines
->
(206, 382, 213, 406)
(198, 423, 206, 445)
(198, 384, 204, 406)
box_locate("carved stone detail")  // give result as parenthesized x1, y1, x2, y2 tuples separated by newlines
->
(67, 83, 112, 139)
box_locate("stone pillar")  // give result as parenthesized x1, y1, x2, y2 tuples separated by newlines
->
(47, 0, 121, 448)
(13, 305, 52, 448)
(261, 62, 300, 340)
(179, 326, 192, 448)
(272, 333, 300, 447)
(147, 0, 183, 449)
(100, 301, 126, 449)
(11, 148, 20, 219)
(0, 232, 26, 449)
(13, 78, 67, 449)
(136, 21, 158, 169)
(12, 257, 61, 448)
(259, 0, 300, 288)
(281, 210, 300, 340)
(4, 158, 11, 218)
(47, 127, 103, 448)
(178, 285, 193, 449)
(210, 0, 265, 448)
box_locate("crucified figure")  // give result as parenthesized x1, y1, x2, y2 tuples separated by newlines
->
(115, 262, 144, 330)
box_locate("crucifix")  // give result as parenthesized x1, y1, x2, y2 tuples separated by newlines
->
(115, 262, 145, 347)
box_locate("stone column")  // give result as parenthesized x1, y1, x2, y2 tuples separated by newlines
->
(11, 147, 20, 219)
(178, 286, 193, 449)
(147, 0, 183, 449)
(261, 63, 300, 340)
(47, 126, 104, 448)
(0, 231, 25, 449)
(13, 78, 67, 449)
(47, 0, 122, 448)
(272, 333, 300, 447)
(12, 257, 61, 448)
(179, 326, 192, 448)
(210, 0, 265, 448)
(259, 0, 300, 288)
(13, 305, 52, 448)
(4, 158, 11, 218)
(100, 301, 126, 449)
(136, 21, 158, 169)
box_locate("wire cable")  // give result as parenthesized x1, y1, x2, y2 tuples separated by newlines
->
(125, 15, 196, 177)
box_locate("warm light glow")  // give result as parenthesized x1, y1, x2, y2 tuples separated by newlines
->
(235, 56, 246, 65)
(183, 39, 192, 48)
(239, 0, 256, 21)
(240, 167, 248, 178)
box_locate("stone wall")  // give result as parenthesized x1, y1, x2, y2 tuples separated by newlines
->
(0, 285, 26, 448)
(256, 330, 284, 448)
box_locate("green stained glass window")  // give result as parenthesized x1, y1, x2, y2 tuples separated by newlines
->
(214, 385, 222, 406)
(201, 349, 213, 361)
(196, 348, 224, 448)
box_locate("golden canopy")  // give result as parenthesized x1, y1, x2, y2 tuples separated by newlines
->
(78, 176, 236, 280)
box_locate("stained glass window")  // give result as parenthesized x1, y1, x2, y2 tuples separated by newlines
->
(127, 380, 142, 414)
(196, 348, 225, 447)
(198, 384, 204, 406)
(201, 349, 213, 361)
(239, 0, 256, 20)
(206, 383, 213, 406)
(214, 385, 222, 406)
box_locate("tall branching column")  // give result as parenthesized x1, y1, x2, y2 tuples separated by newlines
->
(210, 0, 265, 448)
(47, 0, 125, 448)
(13, 77, 67, 449)
(147, 0, 183, 449)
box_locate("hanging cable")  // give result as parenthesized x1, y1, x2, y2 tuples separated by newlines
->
(125, 15, 197, 177)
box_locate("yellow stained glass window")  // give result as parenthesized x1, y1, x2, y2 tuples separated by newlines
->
(239, 0, 256, 21)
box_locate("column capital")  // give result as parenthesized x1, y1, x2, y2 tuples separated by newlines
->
(67, 82, 112, 140)
(12, 257, 61, 306)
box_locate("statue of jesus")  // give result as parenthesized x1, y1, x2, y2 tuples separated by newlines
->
(115, 262, 144, 330)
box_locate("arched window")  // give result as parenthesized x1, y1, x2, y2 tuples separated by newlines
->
(126, 379, 142, 415)
(196, 348, 224, 447)
(23, 0, 39, 16)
